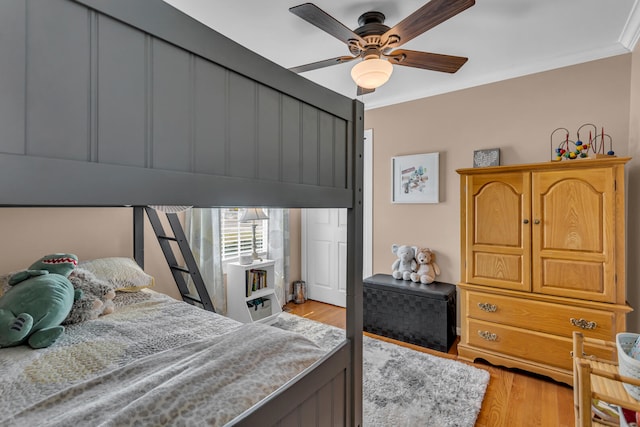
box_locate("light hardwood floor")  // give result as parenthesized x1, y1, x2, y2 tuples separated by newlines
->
(284, 300, 575, 427)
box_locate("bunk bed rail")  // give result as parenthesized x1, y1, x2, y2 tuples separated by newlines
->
(0, 0, 359, 209)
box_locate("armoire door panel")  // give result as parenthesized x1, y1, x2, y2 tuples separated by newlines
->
(540, 258, 605, 296)
(466, 172, 530, 291)
(472, 252, 524, 290)
(532, 168, 615, 300)
(538, 179, 604, 252)
(474, 181, 522, 247)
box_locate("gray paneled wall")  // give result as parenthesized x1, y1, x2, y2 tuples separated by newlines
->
(27, 0, 90, 162)
(98, 18, 148, 167)
(0, 0, 349, 190)
(0, 1, 26, 154)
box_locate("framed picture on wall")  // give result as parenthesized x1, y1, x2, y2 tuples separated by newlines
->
(391, 152, 439, 204)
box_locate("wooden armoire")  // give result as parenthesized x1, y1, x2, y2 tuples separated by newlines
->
(457, 157, 631, 385)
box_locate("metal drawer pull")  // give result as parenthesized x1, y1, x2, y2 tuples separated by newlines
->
(478, 330, 498, 341)
(570, 318, 597, 330)
(477, 302, 497, 312)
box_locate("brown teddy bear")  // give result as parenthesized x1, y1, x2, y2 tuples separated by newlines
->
(410, 247, 441, 284)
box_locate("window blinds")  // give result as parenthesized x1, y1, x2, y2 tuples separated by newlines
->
(221, 208, 268, 261)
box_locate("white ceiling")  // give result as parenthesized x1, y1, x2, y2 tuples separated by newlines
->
(163, 0, 640, 110)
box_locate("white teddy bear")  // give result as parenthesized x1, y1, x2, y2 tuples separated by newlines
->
(391, 244, 417, 281)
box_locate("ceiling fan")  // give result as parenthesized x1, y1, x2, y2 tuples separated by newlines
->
(289, 0, 475, 95)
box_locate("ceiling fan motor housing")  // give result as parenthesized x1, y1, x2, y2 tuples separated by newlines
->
(356, 11, 388, 34)
(349, 11, 392, 56)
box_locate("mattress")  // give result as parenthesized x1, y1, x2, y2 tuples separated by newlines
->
(0, 289, 326, 426)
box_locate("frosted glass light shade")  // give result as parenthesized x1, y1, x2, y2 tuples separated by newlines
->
(350, 58, 393, 89)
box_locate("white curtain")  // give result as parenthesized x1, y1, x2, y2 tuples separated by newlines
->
(266, 209, 289, 306)
(185, 209, 226, 314)
(185, 208, 289, 314)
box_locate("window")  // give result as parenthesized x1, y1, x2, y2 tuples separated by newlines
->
(221, 208, 268, 261)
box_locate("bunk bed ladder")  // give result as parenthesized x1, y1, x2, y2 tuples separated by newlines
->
(144, 207, 215, 312)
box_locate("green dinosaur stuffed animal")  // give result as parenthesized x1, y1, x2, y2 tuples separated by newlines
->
(0, 253, 80, 349)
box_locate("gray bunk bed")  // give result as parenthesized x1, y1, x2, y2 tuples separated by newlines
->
(0, 0, 364, 426)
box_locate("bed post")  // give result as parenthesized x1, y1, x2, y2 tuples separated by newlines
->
(346, 99, 365, 427)
(133, 206, 145, 269)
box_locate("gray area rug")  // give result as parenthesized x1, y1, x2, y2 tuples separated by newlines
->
(272, 312, 490, 427)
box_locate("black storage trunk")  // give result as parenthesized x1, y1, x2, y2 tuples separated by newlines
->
(363, 274, 456, 352)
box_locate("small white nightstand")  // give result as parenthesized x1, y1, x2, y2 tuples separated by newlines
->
(226, 259, 282, 324)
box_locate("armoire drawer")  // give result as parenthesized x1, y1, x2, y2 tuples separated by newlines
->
(465, 319, 615, 371)
(464, 290, 614, 341)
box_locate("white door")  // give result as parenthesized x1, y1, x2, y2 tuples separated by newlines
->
(301, 129, 373, 307)
(302, 208, 348, 307)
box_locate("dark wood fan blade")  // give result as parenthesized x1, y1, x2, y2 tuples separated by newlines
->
(385, 49, 468, 73)
(290, 3, 365, 46)
(357, 86, 375, 96)
(382, 0, 475, 48)
(289, 56, 357, 73)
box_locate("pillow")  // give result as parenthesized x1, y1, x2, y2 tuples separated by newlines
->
(78, 257, 154, 291)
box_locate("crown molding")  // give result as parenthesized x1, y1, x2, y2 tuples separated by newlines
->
(620, 0, 640, 50)
(364, 44, 631, 110)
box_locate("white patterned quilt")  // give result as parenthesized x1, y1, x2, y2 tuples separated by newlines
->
(0, 290, 325, 426)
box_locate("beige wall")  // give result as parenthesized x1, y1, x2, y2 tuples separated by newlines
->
(365, 54, 638, 331)
(0, 207, 303, 303)
(0, 208, 181, 300)
(0, 208, 132, 270)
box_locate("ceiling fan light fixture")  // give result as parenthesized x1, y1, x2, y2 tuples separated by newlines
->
(350, 58, 393, 89)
